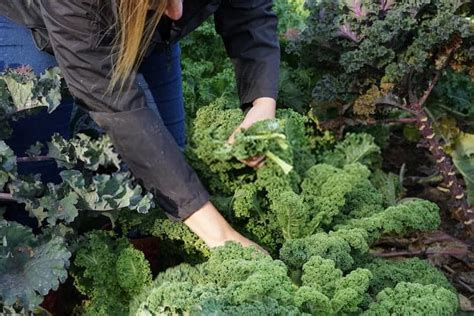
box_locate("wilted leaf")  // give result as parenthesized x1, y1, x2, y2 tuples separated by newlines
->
(459, 294, 474, 312)
(451, 133, 474, 205)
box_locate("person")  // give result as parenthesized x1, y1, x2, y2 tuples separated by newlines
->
(0, 0, 280, 249)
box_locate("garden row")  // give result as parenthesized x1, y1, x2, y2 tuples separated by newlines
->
(1, 0, 473, 315)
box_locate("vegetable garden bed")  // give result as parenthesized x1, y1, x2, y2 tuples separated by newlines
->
(1, 0, 473, 315)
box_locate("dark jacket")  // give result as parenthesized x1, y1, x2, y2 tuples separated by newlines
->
(0, 0, 280, 220)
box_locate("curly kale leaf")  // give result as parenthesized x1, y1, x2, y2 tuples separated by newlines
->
(362, 282, 459, 316)
(196, 297, 301, 316)
(323, 133, 381, 169)
(330, 267, 372, 315)
(300, 163, 377, 227)
(10, 175, 80, 226)
(116, 247, 153, 297)
(299, 254, 371, 313)
(281, 199, 440, 273)
(73, 231, 152, 316)
(280, 230, 360, 272)
(30, 183, 79, 225)
(232, 183, 260, 218)
(11, 169, 153, 225)
(0, 220, 70, 311)
(189, 98, 315, 195)
(338, 199, 441, 242)
(132, 242, 298, 315)
(370, 169, 404, 206)
(247, 162, 380, 243)
(361, 257, 455, 295)
(189, 97, 247, 193)
(150, 218, 210, 258)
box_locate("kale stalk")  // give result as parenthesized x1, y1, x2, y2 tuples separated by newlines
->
(402, 37, 474, 229)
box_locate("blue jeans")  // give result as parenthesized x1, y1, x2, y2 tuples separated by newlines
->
(139, 44, 186, 149)
(0, 16, 57, 73)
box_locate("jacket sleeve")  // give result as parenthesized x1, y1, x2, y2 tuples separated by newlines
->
(214, 0, 280, 106)
(38, 0, 210, 220)
(0, 0, 44, 28)
(38, 0, 146, 113)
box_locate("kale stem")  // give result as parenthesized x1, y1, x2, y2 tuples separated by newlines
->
(265, 151, 293, 175)
(242, 133, 287, 141)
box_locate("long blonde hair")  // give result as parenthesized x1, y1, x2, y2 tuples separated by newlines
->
(111, 0, 168, 90)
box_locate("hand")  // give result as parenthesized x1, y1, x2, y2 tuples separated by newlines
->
(228, 97, 276, 168)
(164, 0, 183, 20)
(184, 201, 267, 254)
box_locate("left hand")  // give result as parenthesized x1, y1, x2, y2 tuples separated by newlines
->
(228, 97, 276, 168)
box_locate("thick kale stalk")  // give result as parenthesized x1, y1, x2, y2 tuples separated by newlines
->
(404, 38, 474, 228)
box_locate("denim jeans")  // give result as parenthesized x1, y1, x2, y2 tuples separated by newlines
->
(139, 44, 186, 149)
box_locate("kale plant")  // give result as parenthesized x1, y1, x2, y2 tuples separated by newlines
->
(0, 66, 63, 139)
(72, 231, 152, 316)
(293, 0, 474, 228)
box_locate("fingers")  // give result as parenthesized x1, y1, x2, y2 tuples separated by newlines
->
(255, 159, 265, 169)
(241, 156, 265, 168)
